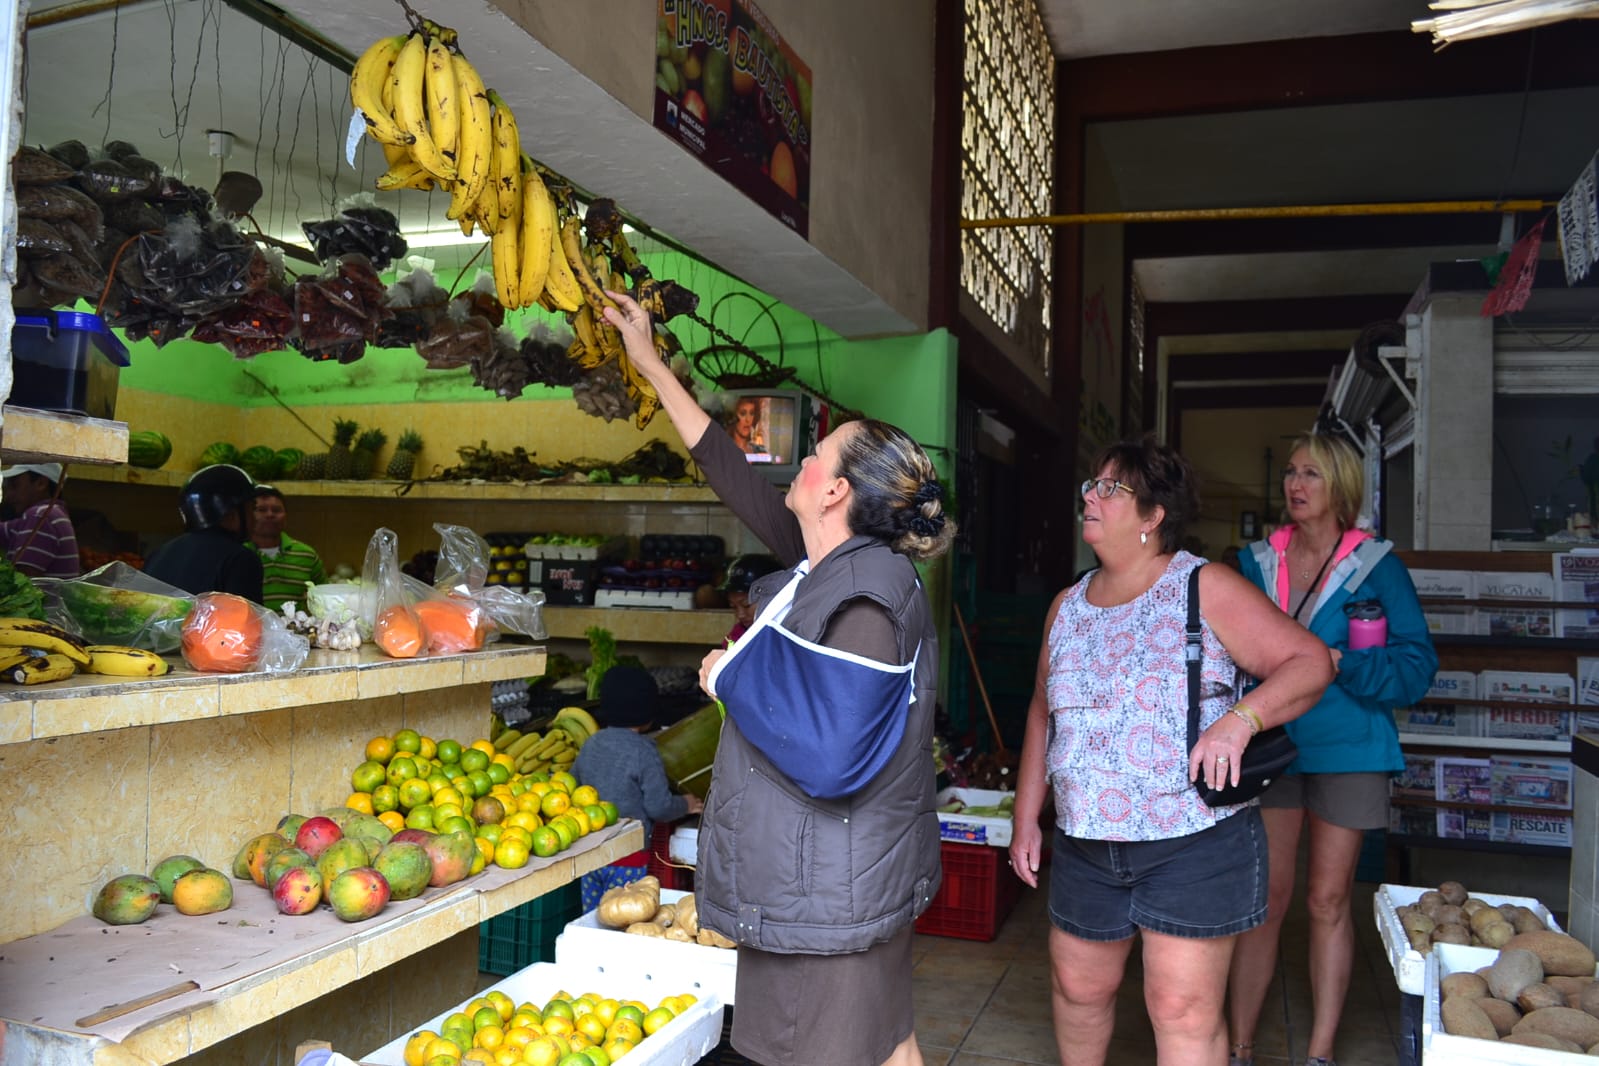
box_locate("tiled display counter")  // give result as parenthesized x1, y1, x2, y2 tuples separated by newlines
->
(0, 642, 643, 1066)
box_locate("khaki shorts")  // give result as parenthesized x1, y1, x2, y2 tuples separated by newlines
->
(1258, 771, 1391, 831)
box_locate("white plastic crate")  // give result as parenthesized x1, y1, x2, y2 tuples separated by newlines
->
(935, 787, 1014, 847)
(1373, 883, 1562, 996)
(361, 960, 722, 1066)
(1423, 942, 1599, 1063)
(555, 888, 738, 1006)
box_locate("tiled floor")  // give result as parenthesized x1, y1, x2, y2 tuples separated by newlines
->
(911, 875, 1406, 1066)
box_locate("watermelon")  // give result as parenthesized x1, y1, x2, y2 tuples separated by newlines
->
(127, 430, 173, 469)
(238, 445, 279, 481)
(200, 441, 239, 468)
(274, 448, 305, 478)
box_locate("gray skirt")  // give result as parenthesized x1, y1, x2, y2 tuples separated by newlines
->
(730, 922, 915, 1066)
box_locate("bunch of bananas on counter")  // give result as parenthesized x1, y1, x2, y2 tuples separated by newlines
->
(350, 19, 702, 431)
(0, 618, 169, 684)
(492, 705, 600, 775)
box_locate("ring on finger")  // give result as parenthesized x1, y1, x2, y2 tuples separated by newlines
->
(1216, 755, 1230, 763)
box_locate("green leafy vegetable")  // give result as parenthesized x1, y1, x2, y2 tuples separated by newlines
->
(0, 560, 44, 619)
(585, 625, 618, 701)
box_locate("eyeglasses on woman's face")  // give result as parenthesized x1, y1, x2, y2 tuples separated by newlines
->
(1080, 477, 1135, 500)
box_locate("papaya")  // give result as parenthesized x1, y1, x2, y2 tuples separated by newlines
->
(414, 597, 488, 653)
(374, 604, 426, 658)
(181, 593, 262, 673)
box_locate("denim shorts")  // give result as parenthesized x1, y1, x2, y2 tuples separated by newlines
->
(1048, 808, 1268, 941)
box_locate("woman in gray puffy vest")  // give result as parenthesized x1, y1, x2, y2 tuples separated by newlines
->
(606, 290, 955, 1066)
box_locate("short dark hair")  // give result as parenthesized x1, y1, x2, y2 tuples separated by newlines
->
(1091, 436, 1200, 555)
(252, 486, 285, 505)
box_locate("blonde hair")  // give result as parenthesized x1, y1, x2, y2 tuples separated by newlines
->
(834, 420, 956, 563)
(1288, 433, 1363, 530)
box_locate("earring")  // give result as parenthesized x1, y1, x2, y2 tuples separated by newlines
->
(1139, 530, 1148, 546)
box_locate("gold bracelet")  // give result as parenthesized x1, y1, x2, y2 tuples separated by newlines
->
(1230, 704, 1263, 736)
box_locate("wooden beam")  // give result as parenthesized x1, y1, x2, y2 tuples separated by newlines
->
(1058, 25, 1599, 124)
(1167, 349, 1346, 383)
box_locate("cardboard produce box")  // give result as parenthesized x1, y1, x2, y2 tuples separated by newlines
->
(934, 787, 1015, 847)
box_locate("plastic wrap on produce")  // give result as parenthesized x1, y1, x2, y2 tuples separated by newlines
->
(40, 561, 194, 652)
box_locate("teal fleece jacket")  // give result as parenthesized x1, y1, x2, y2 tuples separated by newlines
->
(1240, 531, 1438, 774)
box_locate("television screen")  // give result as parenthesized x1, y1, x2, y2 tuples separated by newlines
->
(726, 394, 799, 465)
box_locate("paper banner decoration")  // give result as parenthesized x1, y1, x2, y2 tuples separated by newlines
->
(1481, 215, 1547, 317)
(1557, 153, 1599, 286)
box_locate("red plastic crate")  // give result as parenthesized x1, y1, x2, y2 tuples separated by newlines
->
(914, 841, 1022, 941)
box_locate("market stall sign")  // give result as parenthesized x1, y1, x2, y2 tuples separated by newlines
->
(655, 0, 812, 238)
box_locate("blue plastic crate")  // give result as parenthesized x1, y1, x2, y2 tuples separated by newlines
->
(478, 881, 582, 976)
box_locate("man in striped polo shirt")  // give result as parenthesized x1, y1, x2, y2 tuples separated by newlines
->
(0, 463, 80, 577)
(248, 486, 327, 611)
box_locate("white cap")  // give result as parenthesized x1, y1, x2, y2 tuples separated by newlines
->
(0, 463, 65, 483)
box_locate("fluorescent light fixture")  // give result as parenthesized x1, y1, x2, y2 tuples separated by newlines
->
(403, 229, 490, 250)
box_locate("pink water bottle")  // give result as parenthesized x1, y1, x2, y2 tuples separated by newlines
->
(1345, 601, 1387, 649)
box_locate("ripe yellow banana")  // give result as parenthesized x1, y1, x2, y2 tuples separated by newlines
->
(560, 217, 618, 319)
(83, 645, 170, 677)
(485, 90, 523, 225)
(447, 52, 492, 221)
(517, 161, 555, 308)
(2, 652, 77, 685)
(349, 34, 414, 147)
(391, 32, 457, 182)
(543, 216, 584, 312)
(469, 153, 501, 237)
(0, 618, 90, 665)
(490, 162, 524, 309)
(375, 157, 436, 192)
(558, 706, 601, 736)
(423, 31, 460, 172)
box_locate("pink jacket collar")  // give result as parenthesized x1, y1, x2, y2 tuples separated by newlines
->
(1266, 525, 1371, 611)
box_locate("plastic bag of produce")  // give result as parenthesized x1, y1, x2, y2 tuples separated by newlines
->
(362, 527, 427, 658)
(306, 582, 375, 639)
(180, 592, 308, 673)
(40, 561, 192, 651)
(432, 523, 546, 640)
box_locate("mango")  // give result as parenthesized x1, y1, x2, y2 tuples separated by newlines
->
(423, 829, 477, 887)
(150, 855, 206, 903)
(317, 806, 356, 829)
(316, 837, 370, 895)
(264, 847, 316, 891)
(277, 813, 310, 842)
(93, 874, 161, 925)
(272, 864, 322, 915)
(374, 840, 432, 901)
(295, 816, 343, 860)
(327, 866, 390, 921)
(172, 867, 233, 915)
(233, 832, 290, 886)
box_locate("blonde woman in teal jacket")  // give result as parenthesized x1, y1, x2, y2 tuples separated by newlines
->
(1226, 434, 1437, 1066)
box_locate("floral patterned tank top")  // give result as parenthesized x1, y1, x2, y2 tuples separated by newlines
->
(1044, 551, 1248, 841)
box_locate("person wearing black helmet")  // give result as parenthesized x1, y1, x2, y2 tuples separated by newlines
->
(720, 552, 782, 644)
(144, 464, 265, 603)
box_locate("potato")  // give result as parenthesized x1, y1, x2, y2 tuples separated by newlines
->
(1580, 982, 1599, 1019)
(1438, 880, 1468, 906)
(1505, 931, 1599, 977)
(1442, 996, 1500, 1040)
(1404, 911, 1437, 938)
(1432, 923, 1472, 945)
(1461, 897, 1490, 917)
(662, 925, 694, 942)
(1518, 984, 1567, 1012)
(1470, 907, 1510, 936)
(653, 902, 677, 927)
(1433, 903, 1464, 927)
(625, 921, 665, 937)
(1513, 1006, 1599, 1048)
(1441, 972, 1489, 1001)
(1477, 997, 1522, 1037)
(1408, 930, 1432, 953)
(1548, 975, 1595, 998)
(1480, 921, 1516, 949)
(1486, 948, 1545, 1002)
(1503, 1031, 1584, 1053)
(1512, 906, 1549, 934)
(697, 926, 735, 948)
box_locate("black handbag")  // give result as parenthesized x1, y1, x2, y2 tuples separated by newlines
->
(1185, 566, 1299, 807)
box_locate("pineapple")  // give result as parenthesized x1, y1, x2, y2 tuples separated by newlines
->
(387, 429, 423, 480)
(326, 419, 359, 479)
(296, 452, 328, 480)
(351, 428, 388, 480)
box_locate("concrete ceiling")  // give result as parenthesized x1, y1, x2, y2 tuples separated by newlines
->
(1036, 0, 1418, 59)
(21, 0, 913, 337)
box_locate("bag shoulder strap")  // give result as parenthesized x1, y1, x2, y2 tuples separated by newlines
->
(1185, 565, 1203, 755)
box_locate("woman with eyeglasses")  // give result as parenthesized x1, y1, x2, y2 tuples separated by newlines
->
(1226, 433, 1436, 1066)
(1008, 436, 1334, 1066)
